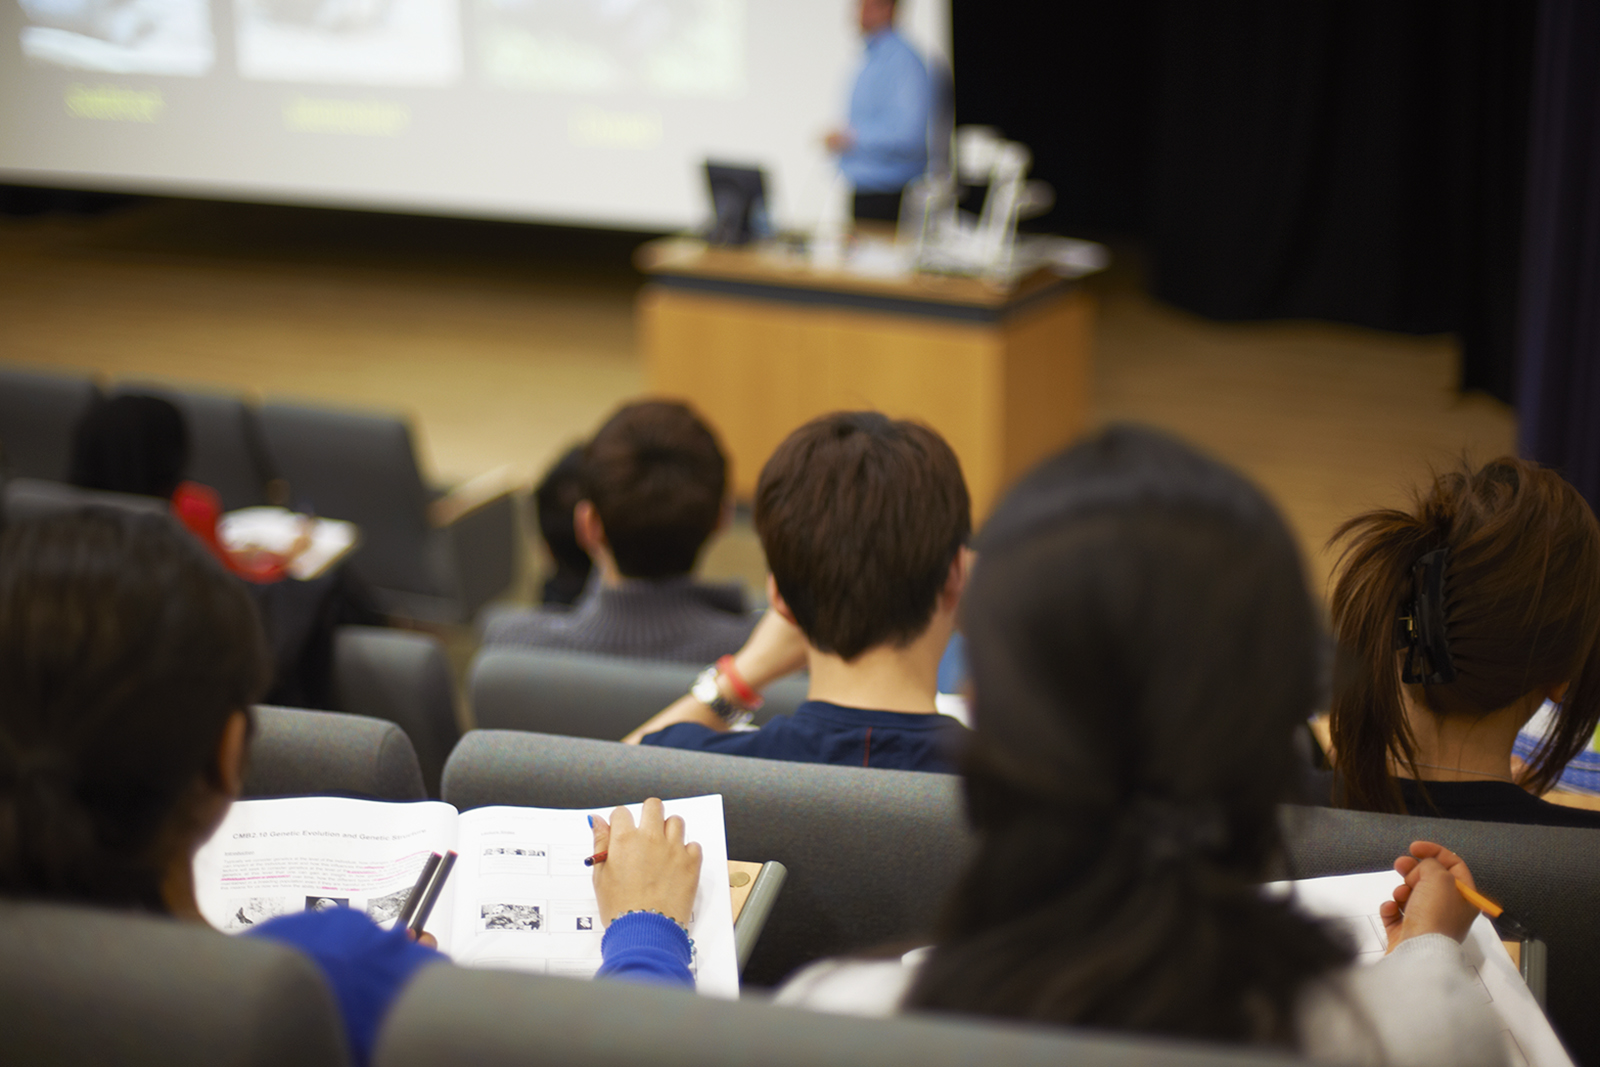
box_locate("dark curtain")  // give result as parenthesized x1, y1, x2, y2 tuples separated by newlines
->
(1515, 0, 1600, 510)
(952, 1, 1535, 401)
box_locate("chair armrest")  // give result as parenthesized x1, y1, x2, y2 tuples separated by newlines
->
(733, 861, 788, 975)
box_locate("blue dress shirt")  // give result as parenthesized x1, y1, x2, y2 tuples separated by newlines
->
(840, 28, 931, 193)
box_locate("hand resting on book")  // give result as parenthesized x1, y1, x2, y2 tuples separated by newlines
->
(589, 797, 703, 928)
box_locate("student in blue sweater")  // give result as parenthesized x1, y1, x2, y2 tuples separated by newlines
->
(0, 509, 700, 1066)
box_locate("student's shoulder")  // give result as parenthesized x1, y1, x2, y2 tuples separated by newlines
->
(480, 606, 575, 647)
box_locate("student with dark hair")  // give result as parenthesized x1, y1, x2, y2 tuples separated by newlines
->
(484, 400, 755, 663)
(0, 509, 702, 1066)
(774, 426, 1503, 1065)
(1328, 457, 1600, 828)
(532, 443, 593, 608)
(624, 410, 971, 773)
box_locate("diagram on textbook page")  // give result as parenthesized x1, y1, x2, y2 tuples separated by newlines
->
(192, 794, 738, 997)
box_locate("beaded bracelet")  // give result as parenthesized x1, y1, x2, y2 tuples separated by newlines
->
(604, 908, 694, 953)
(612, 908, 693, 943)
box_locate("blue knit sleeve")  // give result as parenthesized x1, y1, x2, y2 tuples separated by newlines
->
(246, 907, 443, 1067)
(595, 911, 695, 988)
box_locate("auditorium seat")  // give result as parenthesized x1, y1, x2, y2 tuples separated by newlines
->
(114, 383, 275, 511)
(334, 625, 460, 798)
(440, 729, 973, 987)
(255, 400, 516, 624)
(245, 705, 426, 802)
(373, 963, 1298, 1067)
(1280, 804, 1600, 1067)
(0, 366, 100, 481)
(467, 646, 807, 741)
(2, 477, 170, 523)
(0, 899, 348, 1067)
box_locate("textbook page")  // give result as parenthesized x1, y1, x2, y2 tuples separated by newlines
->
(448, 794, 738, 998)
(193, 797, 458, 945)
(1266, 870, 1571, 1067)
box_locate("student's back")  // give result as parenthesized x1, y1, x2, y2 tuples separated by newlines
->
(776, 425, 1506, 1065)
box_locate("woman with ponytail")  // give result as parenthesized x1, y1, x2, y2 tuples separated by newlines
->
(777, 425, 1503, 1065)
(0, 509, 701, 1066)
(1328, 457, 1600, 828)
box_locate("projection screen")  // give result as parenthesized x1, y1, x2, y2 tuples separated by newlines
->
(0, 0, 950, 231)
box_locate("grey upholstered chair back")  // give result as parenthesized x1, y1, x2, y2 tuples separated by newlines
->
(255, 402, 440, 600)
(0, 900, 348, 1067)
(2, 477, 171, 523)
(246, 705, 426, 801)
(0, 365, 100, 481)
(334, 625, 460, 797)
(1279, 804, 1600, 1066)
(468, 646, 807, 741)
(374, 964, 1302, 1067)
(441, 730, 971, 986)
(114, 384, 274, 511)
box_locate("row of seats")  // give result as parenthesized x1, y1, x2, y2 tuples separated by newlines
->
(3, 894, 1288, 1067)
(241, 706, 1600, 1063)
(0, 365, 517, 623)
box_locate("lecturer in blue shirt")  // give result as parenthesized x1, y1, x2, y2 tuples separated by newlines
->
(825, 0, 931, 223)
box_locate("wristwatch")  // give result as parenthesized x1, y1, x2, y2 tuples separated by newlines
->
(691, 664, 754, 727)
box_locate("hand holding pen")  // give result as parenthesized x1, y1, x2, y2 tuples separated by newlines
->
(1380, 840, 1491, 952)
(586, 797, 701, 928)
(396, 850, 456, 948)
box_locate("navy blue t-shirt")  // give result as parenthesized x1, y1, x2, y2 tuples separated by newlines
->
(641, 700, 967, 773)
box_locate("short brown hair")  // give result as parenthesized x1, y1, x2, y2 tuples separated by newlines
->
(1329, 456, 1600, 811)
(582, 400, 727, 579)
(755, 411, 970, 660)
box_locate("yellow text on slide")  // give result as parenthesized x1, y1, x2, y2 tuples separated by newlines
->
(65, 84, 163, 122)
(284, 98, 409, 136)
(568, 107, 662, 150)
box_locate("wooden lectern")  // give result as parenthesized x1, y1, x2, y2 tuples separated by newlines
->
(636, 237, 1094, 520)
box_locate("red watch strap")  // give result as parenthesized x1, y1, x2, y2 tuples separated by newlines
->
(716, 655, 764, 710)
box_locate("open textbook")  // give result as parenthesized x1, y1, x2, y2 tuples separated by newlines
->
(191, 795, 738, 998)
(1269, 870, 1571, 1067)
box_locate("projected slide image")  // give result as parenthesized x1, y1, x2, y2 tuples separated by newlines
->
(19, 0, 213, 75)
(478, 0, 742, 98)
(236, 0, 461, 86)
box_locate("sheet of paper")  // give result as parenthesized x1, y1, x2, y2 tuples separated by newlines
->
(1266, 870, 1571, 1067)
(448, 794, 738, 998)
(193, 797, 458, 947)
(218, 507, 359, 580)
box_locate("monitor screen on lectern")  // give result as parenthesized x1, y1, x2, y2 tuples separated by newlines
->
(0, 0, 949, 231)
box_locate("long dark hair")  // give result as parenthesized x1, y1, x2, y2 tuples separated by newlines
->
(906, 425, 1351, 1047)
(1329, 457, 1600, 811)
(0, 509, 270, 909)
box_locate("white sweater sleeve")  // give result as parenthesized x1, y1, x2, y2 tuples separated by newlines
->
(1297, 934, 1510, 1066)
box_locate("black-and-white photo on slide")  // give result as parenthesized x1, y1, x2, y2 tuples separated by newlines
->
(222, 896, 290, 932)
(17, 0, 213, 74)
(476, 0, 741, 98)
(481, 902, 542, 932)
(235, 0, 460, 85)
(306, 895, 351, 912)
